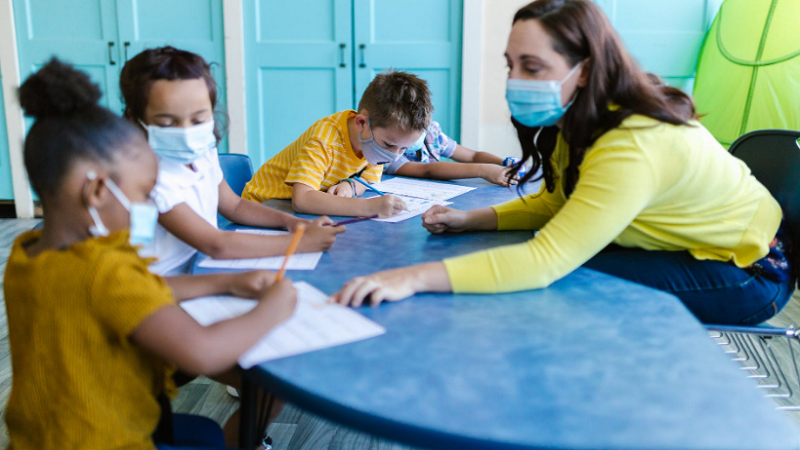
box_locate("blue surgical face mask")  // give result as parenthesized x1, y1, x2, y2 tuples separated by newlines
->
(506, 63, 583, 128)
(141, 119, 216, 164)
(359, 120, 403, 166)
(86, 171, 159, 247)
(406, 131, 427, 154)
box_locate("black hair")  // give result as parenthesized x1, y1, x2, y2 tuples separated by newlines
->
(18, 58, 143, 198)
(510, 0, 696, 197)
(120, 46, 225, 143)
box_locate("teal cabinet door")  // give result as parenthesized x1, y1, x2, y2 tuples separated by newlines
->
(353, 0, 462, 141)
(115, 0, 228, 152)
(594, 0, 722, 91)
(13, 0, 123, 114)
(243, 0, 354, 167)
(0, 63, 13, 200)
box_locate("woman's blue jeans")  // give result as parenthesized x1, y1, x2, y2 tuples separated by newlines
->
(583, 247, 795, 325)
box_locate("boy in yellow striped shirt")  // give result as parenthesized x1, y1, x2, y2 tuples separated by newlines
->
(242, 71, 431, 218)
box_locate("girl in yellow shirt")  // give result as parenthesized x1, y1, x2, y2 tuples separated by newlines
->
(4, 60, 293, 449)
(331, 0, 794, 326)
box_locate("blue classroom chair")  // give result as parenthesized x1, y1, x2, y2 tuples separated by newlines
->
(706, 129, 800, 410)
(219, 153, 255, 197)
(217, 153, 256, 227)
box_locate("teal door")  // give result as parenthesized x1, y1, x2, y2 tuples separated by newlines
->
(353, 0, 463, 142)
(243, 0, 354, 167)
(594, 0, 722, 91)
(0, 62, 13, 200)
(14, 0, 123, 113)
(115, 0, 229, 152)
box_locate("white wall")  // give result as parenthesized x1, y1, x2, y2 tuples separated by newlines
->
(477, 0, 531, 158)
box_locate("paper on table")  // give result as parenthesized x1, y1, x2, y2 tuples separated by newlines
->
(180, 281, 386, 368)
(196, 229, 322, 270)
(372, 196, 451, 223)
(371, 177, 474, 201)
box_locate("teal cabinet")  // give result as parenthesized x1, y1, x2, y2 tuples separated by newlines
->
(13, 0, 123, 113)
(244, 0, 463, 168)
(0, 62, 13, 200)
(594, 0, 722, 91)
(243, 0, 354, 166)
(353, 0, 462, 146)
(115, 0, 228, 152)
(13, 0, 228, 151)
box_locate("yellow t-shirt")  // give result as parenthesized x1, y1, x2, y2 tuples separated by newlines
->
(243, 110, 383, 202)
(3, 230, 177, 450)
(444, 115, 782, 293)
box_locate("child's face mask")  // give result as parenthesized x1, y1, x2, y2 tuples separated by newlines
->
(86, 171, 159, 247)
(140, 119, 216, 164)
(406, 131, 427, 154)
(359, 120, 403, 166)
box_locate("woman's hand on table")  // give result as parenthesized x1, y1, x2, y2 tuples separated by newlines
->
(422, 206, 499, 234)
(329, 262, 452, 307)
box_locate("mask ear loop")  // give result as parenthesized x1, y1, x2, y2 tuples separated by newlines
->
(85, 171, 110, 237)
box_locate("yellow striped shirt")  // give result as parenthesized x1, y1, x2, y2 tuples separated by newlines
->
(243, 110, 383, 202)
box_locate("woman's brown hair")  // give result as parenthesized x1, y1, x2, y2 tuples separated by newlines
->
(510, 0, 697, 196)
(119, 46, 225, 143)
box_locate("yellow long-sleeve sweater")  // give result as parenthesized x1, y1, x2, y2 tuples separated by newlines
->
(443, 115, 782, 293)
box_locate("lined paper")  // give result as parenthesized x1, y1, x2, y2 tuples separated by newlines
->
(180, 282, 386, 368)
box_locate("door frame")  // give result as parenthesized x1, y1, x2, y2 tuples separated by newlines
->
(0, 0, 34, 218)
(223, 0, 248, 155)
(460, 0, 483, 149)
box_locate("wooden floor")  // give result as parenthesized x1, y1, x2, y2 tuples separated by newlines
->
(1, 218, 800, 449)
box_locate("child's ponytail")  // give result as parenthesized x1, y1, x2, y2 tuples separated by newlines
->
(18, 58, 143, 199)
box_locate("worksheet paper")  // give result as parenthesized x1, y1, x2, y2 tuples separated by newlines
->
(370, 177, 475, 201)
(372, 197, 452, 223)
(196, 229, 322, 270)
(180, 282, 386, 368)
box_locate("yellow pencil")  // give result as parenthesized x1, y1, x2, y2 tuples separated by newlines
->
(275, 224, 306, 281)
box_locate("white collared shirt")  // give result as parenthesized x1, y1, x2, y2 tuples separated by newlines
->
(143, 148, 224, 275)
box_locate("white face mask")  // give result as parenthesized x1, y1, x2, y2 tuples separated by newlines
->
(140, 119, 216, 164)
(86, 171, 159, 247)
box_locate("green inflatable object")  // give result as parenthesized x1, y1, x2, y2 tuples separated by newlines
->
(694, 0, 800, 147)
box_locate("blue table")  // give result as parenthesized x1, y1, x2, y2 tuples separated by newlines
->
(194, 178, 800, 450)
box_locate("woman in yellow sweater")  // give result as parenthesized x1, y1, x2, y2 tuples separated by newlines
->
(331, 0, 795, 326)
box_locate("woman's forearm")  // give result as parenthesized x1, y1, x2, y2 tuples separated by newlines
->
(465, 207, 499, 231)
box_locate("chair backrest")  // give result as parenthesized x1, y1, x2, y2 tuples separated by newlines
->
(218, 153, 255, 197)
(729, 129, 800, 272)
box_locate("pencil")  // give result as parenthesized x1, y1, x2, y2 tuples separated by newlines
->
(275, 223, 306, 281)
(352, 176, 386, 196)
(332, 215, 378, 226)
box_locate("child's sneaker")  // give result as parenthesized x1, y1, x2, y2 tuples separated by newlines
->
(226, 385, 239, 398)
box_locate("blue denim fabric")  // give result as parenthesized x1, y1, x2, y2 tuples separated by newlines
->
(583, 248, 795, 325)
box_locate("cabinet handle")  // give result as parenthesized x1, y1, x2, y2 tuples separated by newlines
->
(359, 44, 366, 68)
(108, 42, 116, 65)
(124, 42, 130, 62)
(339, 43, 346, 68)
